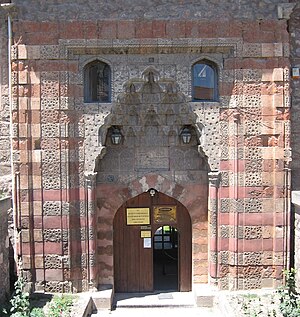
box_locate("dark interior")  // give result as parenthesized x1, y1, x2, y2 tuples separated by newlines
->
(153, 226, 178, 291)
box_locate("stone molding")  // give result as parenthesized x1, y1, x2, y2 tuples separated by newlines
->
(208, 171, 221, 188)
(60, 37, 242, 58)
(278, 3, 297, 19)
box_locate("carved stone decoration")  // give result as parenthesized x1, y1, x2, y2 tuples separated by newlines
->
(94, 67, 209, 185)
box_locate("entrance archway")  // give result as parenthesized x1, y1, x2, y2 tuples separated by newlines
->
(113, 191, 192, 293)
(153, 225, 178, 291)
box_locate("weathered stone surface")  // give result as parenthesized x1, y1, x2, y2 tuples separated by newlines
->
(290, 3, 300, 288)
(0, 0, 292, 293)
(0, 197, 11, 305)
(13, 0, 284, 21)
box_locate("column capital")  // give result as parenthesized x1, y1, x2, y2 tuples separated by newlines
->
(84, 171, 97, 188)
(208, 171, 221, 188)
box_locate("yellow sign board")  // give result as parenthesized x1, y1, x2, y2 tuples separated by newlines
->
(126, 208, 150, 225)
(140, 231, 151, 238)
(153, 206, 176, 223)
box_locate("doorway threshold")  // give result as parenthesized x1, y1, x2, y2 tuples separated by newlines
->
(113, 291, 196, 308)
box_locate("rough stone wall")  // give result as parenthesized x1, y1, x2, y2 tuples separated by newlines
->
(13, 0, 284, 21)
(290, 3, 300, 287)
(0, 8, 12, 195)
(4, 0, 291, 292)
(0, 197, 11, 305)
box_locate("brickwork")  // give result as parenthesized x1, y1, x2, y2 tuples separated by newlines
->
(0, 0, 293, 292)
(0, 197, 11, 305)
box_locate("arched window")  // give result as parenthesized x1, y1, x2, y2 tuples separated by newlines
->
(192, 61, 218, 101)
(84, 60, 111, 103)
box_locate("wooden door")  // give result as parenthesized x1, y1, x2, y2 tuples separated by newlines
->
(113, 191, 192, 292)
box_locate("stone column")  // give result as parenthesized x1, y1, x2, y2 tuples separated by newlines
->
(84, 171, 97, 290)
(208, 171, 221, 285)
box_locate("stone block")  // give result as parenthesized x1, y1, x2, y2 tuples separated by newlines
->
(152, 20, 166, 38)
(185, 21, 199, 38)
(136, 21, 153, 38)
(30, 98, 41, 110)
(27, 45, 41, 60)
(166, 21, 186, 38)
(31, 124, 41, 137)
(29, 71, 40, 84)
(194, 284, 216, 307)
(43, 242, 63, 255)
(61, 21, 84, 39)
(21, 202, 30, 216)
(18, 45, 28, 59)
(117, 21, 135, 39)
(261, 43, 275, 57)
(22, 255, 31, 269)
(98, 21, 117, 39)
(22, 229, 30, 243)
(33, 201, 43, 215)
(261, 69, 273, 82)
(19, 123, 28, 138)
(19, 70, 28, 84)
(272, 68, 284, 82)
(32, 150, 42, 162)
(45, 269, 63, 281)
(35, 269, 44, 281)
(261, 278, 274, 288)
(92, 288, 113, 310)
(274, 43, 283, 57)
(33, 229, 43, 242)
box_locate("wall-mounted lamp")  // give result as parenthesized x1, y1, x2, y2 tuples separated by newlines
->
(292, 67, 300, 79)
(148, 188, 157, 197)
(111, 127, 122, 145)
(181, 126, 192, 144)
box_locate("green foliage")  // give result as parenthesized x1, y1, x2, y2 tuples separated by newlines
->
(30, 308, 45, 317)
(240, 294, 278, 317)
(277, 268, 300, 317)
(46, 295, 73, 317)
(2, 277, 31, 317)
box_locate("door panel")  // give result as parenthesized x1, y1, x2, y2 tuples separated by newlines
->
(113, 192, 192, 292)
(114, 193, 153, 292)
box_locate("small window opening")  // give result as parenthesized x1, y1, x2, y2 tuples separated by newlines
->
(192, 61, 218, 101)
(84, 61, 111, 103)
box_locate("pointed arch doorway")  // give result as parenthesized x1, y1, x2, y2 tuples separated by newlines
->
(113, 191, 192, 293)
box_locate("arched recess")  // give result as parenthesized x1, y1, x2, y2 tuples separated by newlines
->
(93, 68, 210, 288)
(95, 173, 209, 289)
(113, 191, 192, 292)
(192, 59, 219, 102)
(83, 59, 111, 103)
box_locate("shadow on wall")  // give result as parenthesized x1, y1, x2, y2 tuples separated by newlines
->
(0, 196, 15, 305)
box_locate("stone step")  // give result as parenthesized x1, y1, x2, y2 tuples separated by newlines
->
(194, 284, 217, 308)
(89, 284, 217, 315)
(114, 291, 196, 308)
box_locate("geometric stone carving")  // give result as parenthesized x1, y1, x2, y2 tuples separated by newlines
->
(94, 67, 208, 184)
(243, 251, 263, 266)
(44, 254, 62, 269)
(40, 45, 59, 59)
(44, 281, 72, 293)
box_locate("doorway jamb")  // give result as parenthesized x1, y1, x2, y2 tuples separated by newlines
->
(208, 171, 221, 285)
(85, 171, 98, 290)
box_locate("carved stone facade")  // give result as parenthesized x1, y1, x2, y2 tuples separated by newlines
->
(0, 0, 295, 292)
(290, 2, 300, 288)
